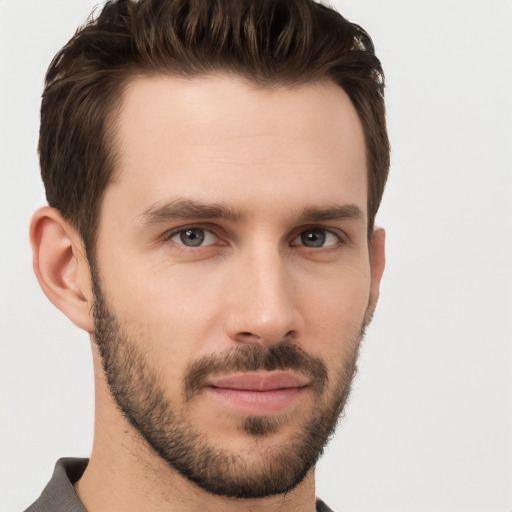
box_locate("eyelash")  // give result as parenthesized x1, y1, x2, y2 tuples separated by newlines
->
(161, 223, 222, 245)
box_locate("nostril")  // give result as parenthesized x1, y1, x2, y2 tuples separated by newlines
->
(238, 332, 260, 339)
(234, 330, 297, 344)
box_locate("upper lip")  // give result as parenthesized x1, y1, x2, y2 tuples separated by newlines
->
(207, 371, 310, 391)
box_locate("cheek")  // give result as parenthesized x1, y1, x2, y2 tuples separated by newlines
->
(299, 265, 371, 356)
(99, 261, 227, 378)
(97, 241, 372, 380)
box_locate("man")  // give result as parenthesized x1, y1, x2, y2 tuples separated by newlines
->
(26, 0, 389, 510)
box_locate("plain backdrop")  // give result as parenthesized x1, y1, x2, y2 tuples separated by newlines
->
(1, 1, 511, 511)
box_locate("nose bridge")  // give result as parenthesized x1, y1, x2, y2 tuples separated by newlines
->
(226, 240, 300, 344)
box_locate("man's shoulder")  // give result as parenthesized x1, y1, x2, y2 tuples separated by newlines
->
(24, 458, 88, 512)
(316, 497, 337, 512)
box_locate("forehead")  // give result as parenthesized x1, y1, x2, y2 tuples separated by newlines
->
(105, 74, 367, 222)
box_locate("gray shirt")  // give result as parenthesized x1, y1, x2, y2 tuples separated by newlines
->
(25, 458, 335, 512)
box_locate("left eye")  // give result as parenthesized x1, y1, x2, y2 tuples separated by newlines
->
(170, 228, 218, 247)
(293, 228, 339, 248)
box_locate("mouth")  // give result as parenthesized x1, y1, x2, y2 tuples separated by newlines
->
(205, 371, 310, 415)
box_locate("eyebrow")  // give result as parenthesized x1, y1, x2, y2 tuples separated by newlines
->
(141, 198, 244, 224)
(140, 198, 364, 225)
(298, 204, 364, 223)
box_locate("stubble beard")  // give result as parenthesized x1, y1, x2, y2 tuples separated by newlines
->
(91, 269, 367, 499)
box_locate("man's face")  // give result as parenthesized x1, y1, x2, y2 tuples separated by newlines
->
(91, 75, 379, 498)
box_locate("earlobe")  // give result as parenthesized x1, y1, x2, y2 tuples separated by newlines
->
(30, 206, 94, 333)
(369, 227, 386, 310)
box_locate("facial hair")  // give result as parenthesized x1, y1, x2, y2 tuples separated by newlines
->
(91, 269, 366, 499)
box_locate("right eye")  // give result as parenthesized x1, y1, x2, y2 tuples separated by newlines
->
(169, 227, 219, 247)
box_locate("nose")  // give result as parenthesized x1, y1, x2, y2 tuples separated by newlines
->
(224, 245, 303, 346)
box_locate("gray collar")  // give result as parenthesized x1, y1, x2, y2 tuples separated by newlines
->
(25, 458, 88, 512)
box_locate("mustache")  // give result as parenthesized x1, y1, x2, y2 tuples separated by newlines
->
(183, 343, 328, 401)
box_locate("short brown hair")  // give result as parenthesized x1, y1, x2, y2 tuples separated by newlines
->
(39, 0, 390, 253)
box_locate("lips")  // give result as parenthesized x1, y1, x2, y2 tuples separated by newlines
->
(208, 372, 310, 391)
(205, 371, 310, 415)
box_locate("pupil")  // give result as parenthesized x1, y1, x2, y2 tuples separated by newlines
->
(181, 229, 204, 247)
(302, 230, 325, 247)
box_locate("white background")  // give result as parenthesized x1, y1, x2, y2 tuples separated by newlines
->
(1, 1, 511, 511)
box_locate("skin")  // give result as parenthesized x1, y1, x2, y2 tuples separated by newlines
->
(30, 75, 385, 512)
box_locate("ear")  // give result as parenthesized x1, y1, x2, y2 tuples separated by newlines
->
(30, 206, 94, 333)
(368, 227, 386, 312)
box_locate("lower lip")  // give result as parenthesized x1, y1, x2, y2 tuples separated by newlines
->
(206, 386, 306, 415)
